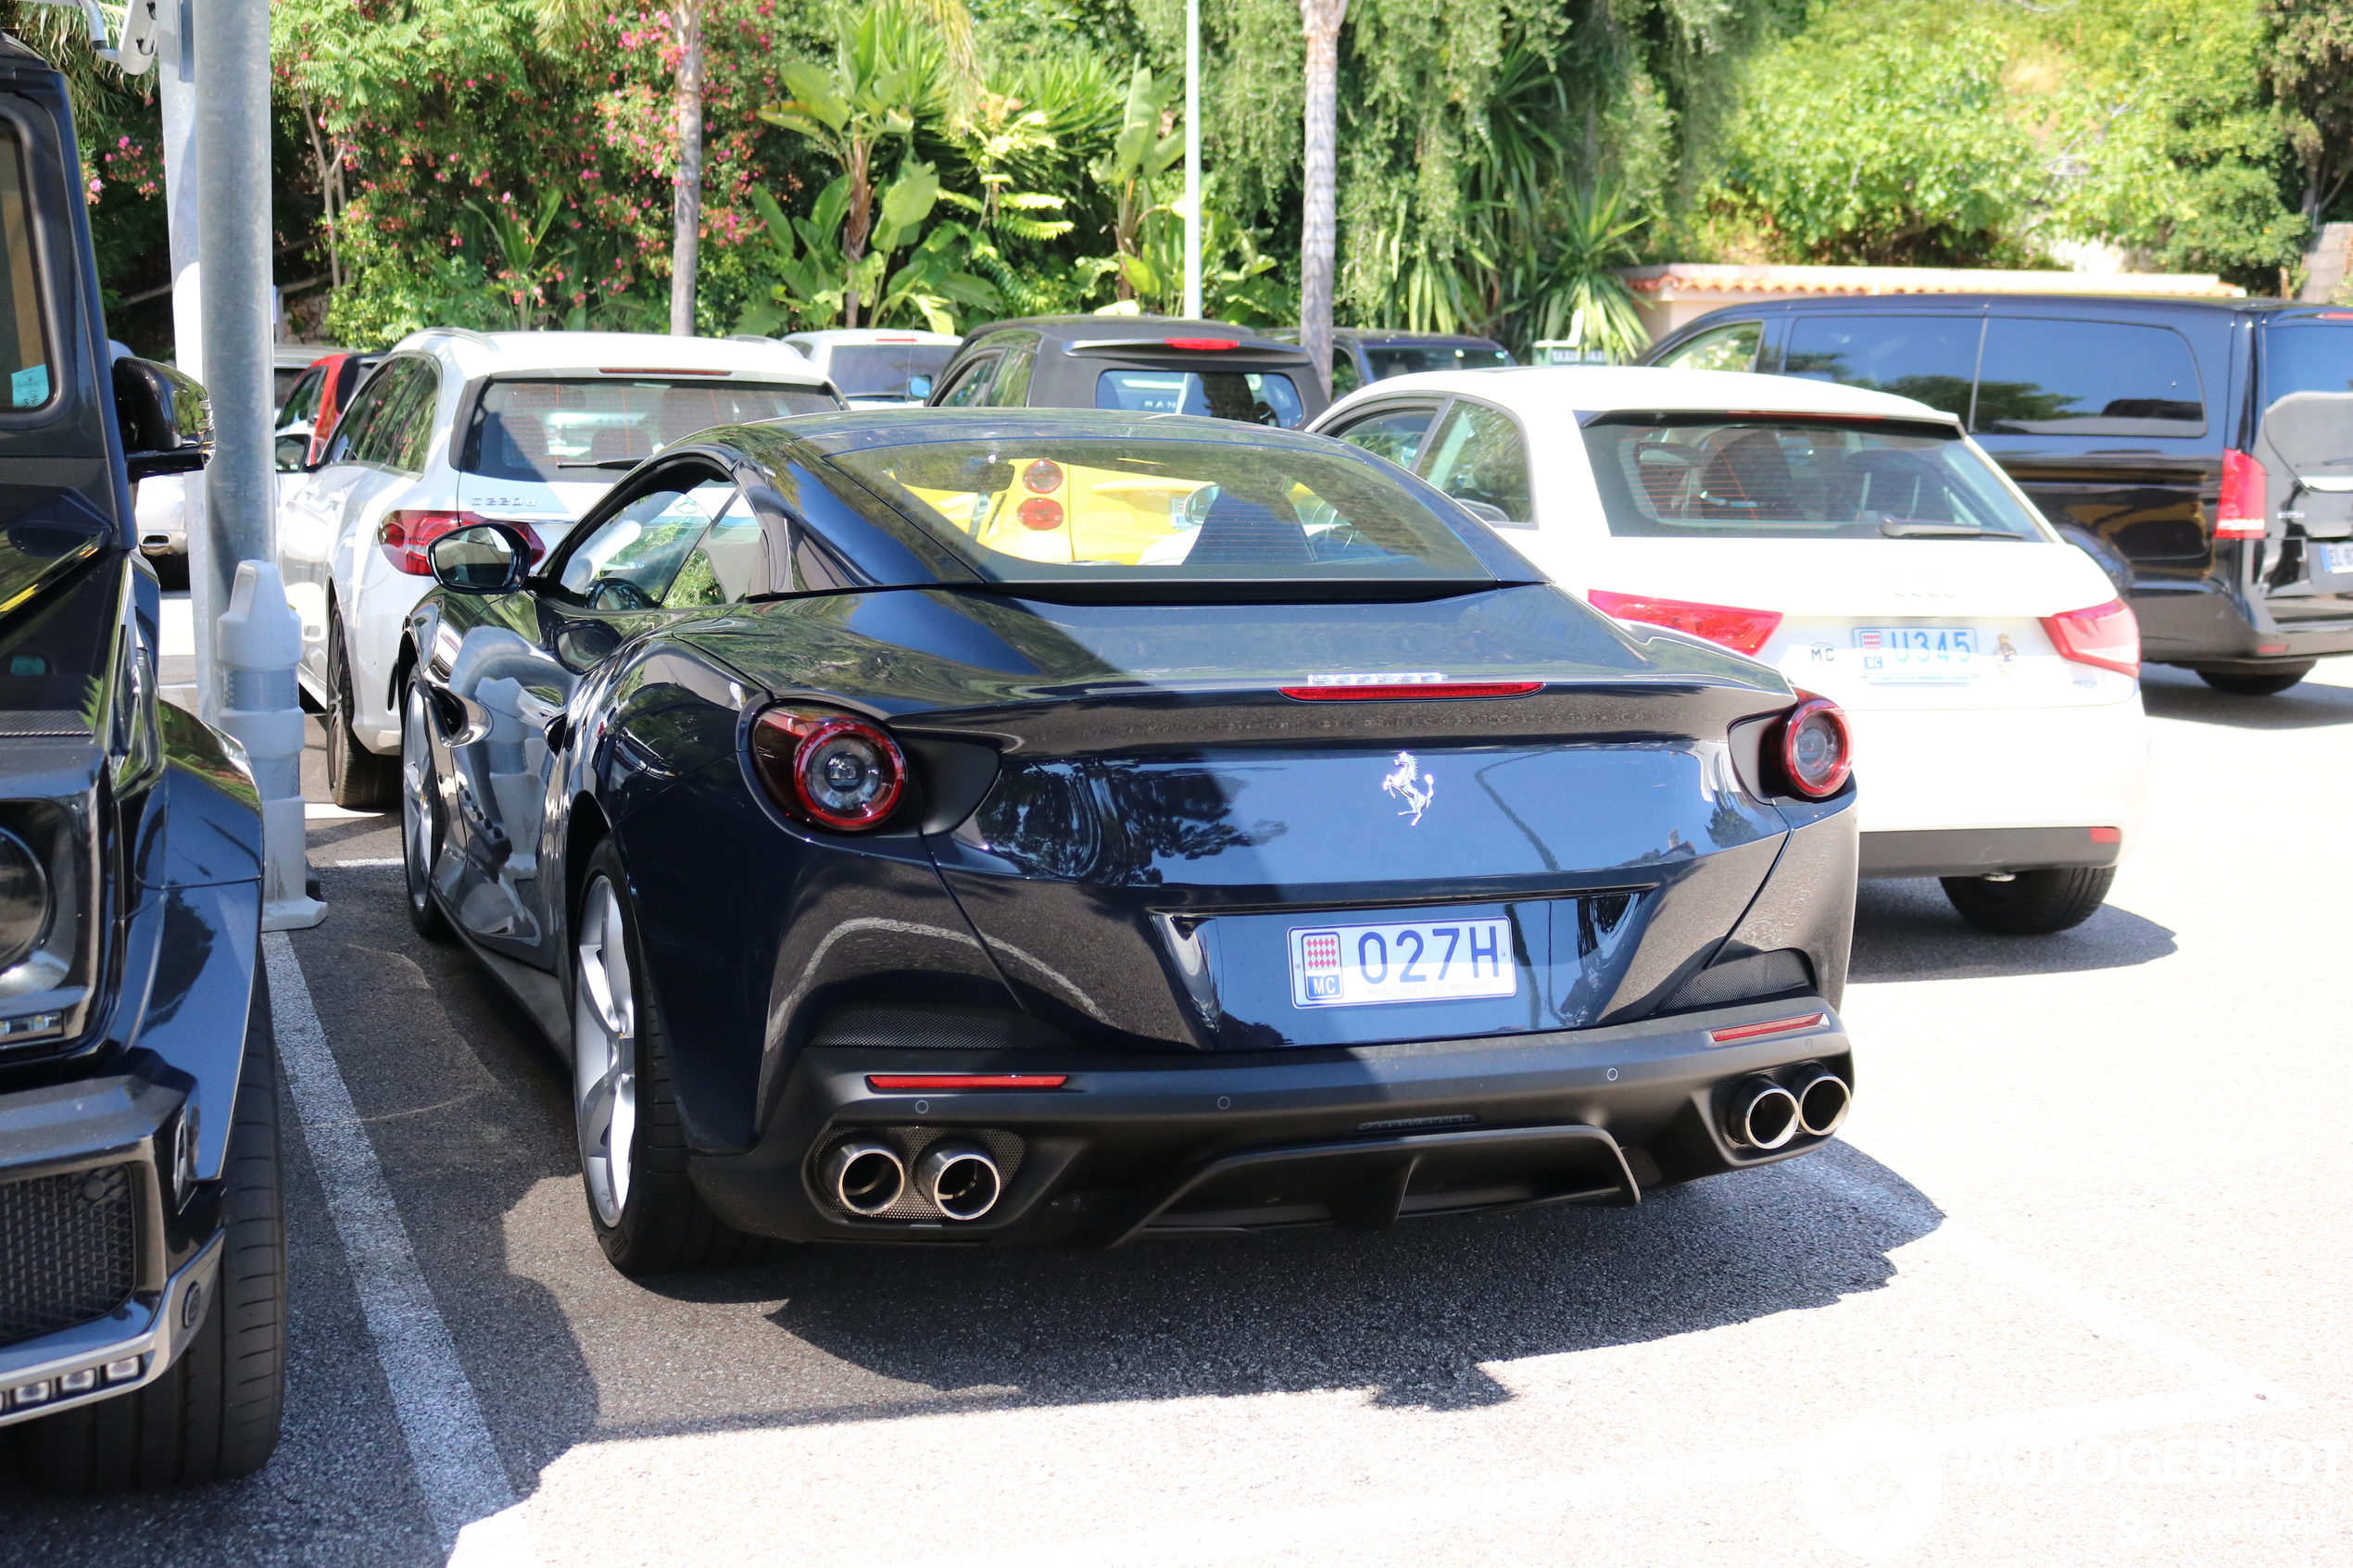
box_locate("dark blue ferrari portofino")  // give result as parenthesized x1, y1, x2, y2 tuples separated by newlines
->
(399, 408, 1859, 1268)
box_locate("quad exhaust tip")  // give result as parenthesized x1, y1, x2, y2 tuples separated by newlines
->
(1793, 1065, 1851, 1138)
(1726, 1075, 1802, 1150)
(917, 1139, 1002, 1222)
(1724, 1064, 1852, 1149)
(823, 1138, 906, 1216)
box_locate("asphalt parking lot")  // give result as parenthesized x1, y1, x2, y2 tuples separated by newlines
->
(5, 599, 2350, 1565)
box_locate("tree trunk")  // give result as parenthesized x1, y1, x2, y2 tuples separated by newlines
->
(844, 138, 874, 327)
(1299, 0, 1347, 397)
(669, 0, 706, 337)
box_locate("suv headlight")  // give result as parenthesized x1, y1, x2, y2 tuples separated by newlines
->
(0, 825, 48, 969)
(0, 800, 93, 1048)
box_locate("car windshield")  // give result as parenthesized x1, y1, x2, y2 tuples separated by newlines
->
(1094, 369, 1306, 428)
(1365, 343, 1513, 378)
(823, 343, 954, 398)
(462, 377, 836, 482)
(832, 437, 1499, 585)
(1583, 415, 2044, 541)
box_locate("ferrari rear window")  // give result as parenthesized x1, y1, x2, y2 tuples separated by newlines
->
(1581, 415, 2045, 542)
(831, 437, 1503, 585)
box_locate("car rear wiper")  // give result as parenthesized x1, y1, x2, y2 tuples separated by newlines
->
(557, 458, 646, 470)
(1879, 520, 1987, 538)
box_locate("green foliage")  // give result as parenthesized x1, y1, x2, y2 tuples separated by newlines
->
(1707, 6, 2039, 265)
(2264, 0, 2353, 220)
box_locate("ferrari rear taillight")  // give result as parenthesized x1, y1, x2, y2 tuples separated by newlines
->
(2042, 598, 2140, 677)
(1023, 459, 1063, 493)
(381, 510, 543, 575)
(750, 707, 907, 831)
(1773, 695, 1853, 799)
(1018, 496, 1064, 531)
(2217, 448, 2267, 539)
(1589, 590, 1784, 657)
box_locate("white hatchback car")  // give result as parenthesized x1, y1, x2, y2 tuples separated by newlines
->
(277, 330, 839, 806)
(1312, 366, 2150, 935)
(776, 328, 958, 407)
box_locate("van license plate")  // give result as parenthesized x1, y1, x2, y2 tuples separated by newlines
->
(1289, 919, 1517, 1008)
(2320, 542, 2353, 576)
(1853, 626, 1982, 683)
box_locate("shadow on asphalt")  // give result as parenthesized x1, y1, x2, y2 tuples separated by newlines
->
(1849, 878, 2176, 983)
(607, 1141, 1942, 1435)
(2140, 665, 2353, 730)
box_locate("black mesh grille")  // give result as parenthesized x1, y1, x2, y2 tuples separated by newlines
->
(0, 1165, 138, 1348)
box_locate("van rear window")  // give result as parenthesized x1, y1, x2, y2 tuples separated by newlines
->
(1582, 415, 2045, 542)
(1972, 319, 2204, 436)
(2261, 323, 2353, 406)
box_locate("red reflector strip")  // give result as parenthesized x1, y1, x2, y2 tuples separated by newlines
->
(865, 1074, 1069, 1092)
(2089, 826, 2121, 844)
(2258, 644, 2289, 654)
(1164, 336, 1239, 350)
(1279, 682, 1542, 701)
(1707, 1012, 1826, 1045)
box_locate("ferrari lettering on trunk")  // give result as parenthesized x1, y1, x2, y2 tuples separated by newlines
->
(1289, 918, 1517, 1008)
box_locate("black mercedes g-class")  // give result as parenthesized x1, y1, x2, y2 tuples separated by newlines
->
(1644, 294, 2353, 695)
(0, 34, 283, 1488)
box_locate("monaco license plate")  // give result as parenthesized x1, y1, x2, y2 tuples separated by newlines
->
(1853, 625, 1982, 683)
(2320, 542, 2353, 576)
(1289, 918, 1517, 1009)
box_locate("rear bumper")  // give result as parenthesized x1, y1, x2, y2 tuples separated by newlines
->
(1843, 697, 2147, 843)
(689, 998, 1855, 1247)
(2136, 581, 2353, 665)
(1859, 825, 2120, 880)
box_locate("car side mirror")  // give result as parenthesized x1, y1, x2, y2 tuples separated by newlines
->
(905, 374, 933, 401)
(428, 523, 533, 595)
(114, 358, 211, 483)
(274, 433, 312, 473)
(1456, 498, 1510, 526)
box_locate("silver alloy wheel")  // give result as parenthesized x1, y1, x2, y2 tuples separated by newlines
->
(400, 683, 436, 905)
(573, 875, 638, 1226)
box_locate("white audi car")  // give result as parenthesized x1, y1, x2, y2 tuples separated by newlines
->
(276, 330, 839, 807)
(1312, 366, 2150, 934)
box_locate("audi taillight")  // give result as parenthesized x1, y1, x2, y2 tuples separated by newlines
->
(2042, 598, 2140, 677)
(1773, 695, 1853, 799)
(1589, 590, 1784, 656)
(749, 707, 907, 831)
(2217, 448, 2266, 539)
(381, 511, 543, 576)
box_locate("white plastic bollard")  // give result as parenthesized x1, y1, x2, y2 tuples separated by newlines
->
(214, 560, 324, 931)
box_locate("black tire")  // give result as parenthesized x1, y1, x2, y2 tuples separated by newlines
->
(23, 975, 286, 1490)
(1940, 866, 2115, 935)
(400, 676, 453, 942)
(326, 610, 399, 810)
(2198, 665, 2312, 696)
(573, 839, 771, 1273)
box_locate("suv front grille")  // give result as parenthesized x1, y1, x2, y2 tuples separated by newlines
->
(0, 1165, 138, 1348)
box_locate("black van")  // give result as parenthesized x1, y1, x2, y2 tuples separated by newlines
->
(925, 316, 1327, 428)
(0, 35, 283, 1487)
(1642, 295, 2353, 694)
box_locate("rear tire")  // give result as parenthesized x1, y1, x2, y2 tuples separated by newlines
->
(1940, 866, 2114, 935)
(400, 676, 453, 942)
(2198, 665, 2312, 696)
(573, 840, 771, 1273)
(22, 976, 286, 1490)
(327, 612, 398, 809)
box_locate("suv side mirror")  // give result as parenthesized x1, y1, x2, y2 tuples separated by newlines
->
(905, 374, 933, 401)
(274, 433, 312, 472)
(427, 523, 533, 595)
(114, 358, 211, 482)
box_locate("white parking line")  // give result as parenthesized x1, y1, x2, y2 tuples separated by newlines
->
(264, 932, 541, 1564)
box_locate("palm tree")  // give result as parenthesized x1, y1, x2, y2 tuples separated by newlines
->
(1299, 0, 1348, 391)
